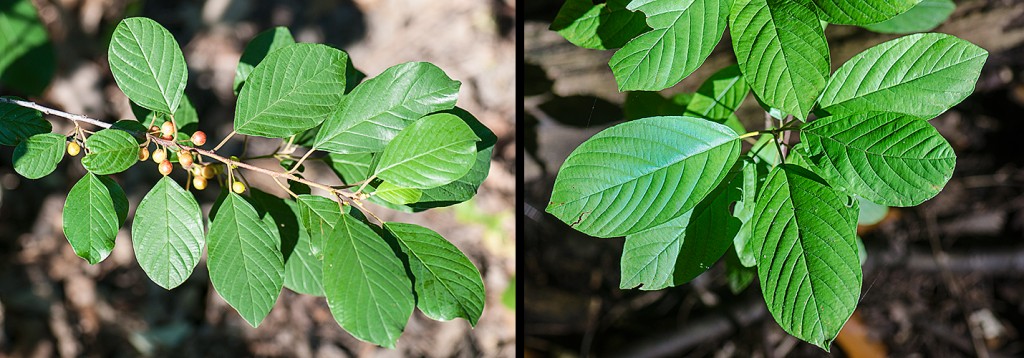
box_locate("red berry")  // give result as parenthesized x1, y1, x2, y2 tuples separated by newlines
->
(191, 131, 207, 146)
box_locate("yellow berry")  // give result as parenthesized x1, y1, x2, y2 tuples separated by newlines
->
(67, 142, 81, 156)
(191, 165, 203, 177)
(231, 181, 245, 194)
(193, 176, 207, 190)
(179, 151, 193, 168)
(201, 165, 216, 179)
(158, 160, 173, 176)
(152, 148, 166, 163)
(138, 147, 150, 161)
(160, 121, 175, 137)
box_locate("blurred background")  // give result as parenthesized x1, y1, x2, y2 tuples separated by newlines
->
(0, 0, 516, 356)
(525, 0, 1024, 356)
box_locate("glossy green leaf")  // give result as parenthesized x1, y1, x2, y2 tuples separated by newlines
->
(62, 173, 127, 264)
(817, 33, 988, 120)
(81, 129, 139, 175)
(13, 133, 64, 179)
(812, 0, 922, 26)
(801, 112, 956, 206)
(731, 0, 830, 120)
(620, 166, 742, 290)
(295, 194, 346, 258)
(234, 43, 348, 138)
(107, 17, 187, 114)
(0, 101, 50, 146)
(863, 0, 953, 34)
(857, 196, 889, 225)
(686, 65, 749, 123)
(0, 0, 55, 95)
(130, 94, 199, 135)
(549, 0, 650, 50)
(547, 116, 741, 237)
(752, 165, 861, 350)
(409, 108, 495, 211)
(207, 193, 284, 327)
(249, 190, 323, 296)
(234, 26, 295, 94)
(609, 0, 731, 91)
(374, 182, 421, 205)
(326, 152, 375, 185)
(314, 62, 460, 154)
(132, 177, 205, 289)
(324, 214, 414, 348)
(374, 113, 479, 189)
(384, 222, 485, 325)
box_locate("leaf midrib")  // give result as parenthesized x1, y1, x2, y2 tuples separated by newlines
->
(392, 227, 472, 318)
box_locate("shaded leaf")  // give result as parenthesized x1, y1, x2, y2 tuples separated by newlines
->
(863, 0, 954, 34)
(62, 173, 126, 264)
(234, 26, 295, 94)
(550, 0, 650, 50)
(0, 100, 50, 146)
(538, 95, 622, 128)
(295, 194, 346, 258)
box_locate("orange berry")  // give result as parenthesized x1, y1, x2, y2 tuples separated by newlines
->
(231, 181, 245, 194)
(152, 148, 166, 163)
(201, 165, 216, 179)
(158, 160, 173, 176)
(191, 131, 207, 146)
(179, 151, 193, 168)
(138, 147, 150, 161)
(192, 176, 207, 190)
(67, 142, 81, 156)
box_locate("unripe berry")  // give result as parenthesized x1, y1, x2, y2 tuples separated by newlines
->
(152, 148, 166, 163)
(201, 165, 216, 179)
(191, 131, 207, 146)
(160, 121, 175, 137)
(149, 125, 160, 133)
(231, 181, 245, 194)
(179, 151, 193, 168)
(138, 147, 149, 161)
(161, 133, 174, 140)
(191, 165, 203, 177)
(67, 142, 81, 156)
(193, 176, 207, 190)
(158, 160, 172, 176)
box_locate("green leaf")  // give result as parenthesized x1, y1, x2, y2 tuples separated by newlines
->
(295, 194, 346, 258)
(549, 0, 650, 50)
(374, 182, 422, 205)
(62, 173, 127, 264)
(207, 193, 284, 327)
(730, 0, 830, 120)
(130, 94, 199, 135)
(234, 43, 349, 138)
(623, 91, 690, 121)
(620, 165, 742, 290)
(110, 119, 149, 144)
(547, 116, 741, 237)
(248, 190, 324, 296)
(314, 62, 460, 154)
(857, 196, 889, 226)
(409, 108, 496, 211)
(132, 177, 205, 289)
(863, 0, 953, 34)
(725, 247, 756, 294)
(383, 222, 485, 325)
(81, 129, 139, 175)
(325, 152, 375, 184)
(0, 100, 50, 146)
(107, 17, 187, 114)
(0, 0, 55, 95)
(817, 33, 988, 120)
(685, 64, 749, 123)
(374, 113, 479, 189)
(733, 159, 769, 267)
(752, 165, 861, 350)
(13, 133, 64, 179)
(801, 112, 956, 206)
(234, 26, 295, 94)
(609, 0, 731, 91)
(324, 214, 414, 348)
(812, 0, 922, 26)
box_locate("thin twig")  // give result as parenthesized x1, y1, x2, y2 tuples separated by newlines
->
(0, 98, 359, 200)
(212, 130, 236, 152)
